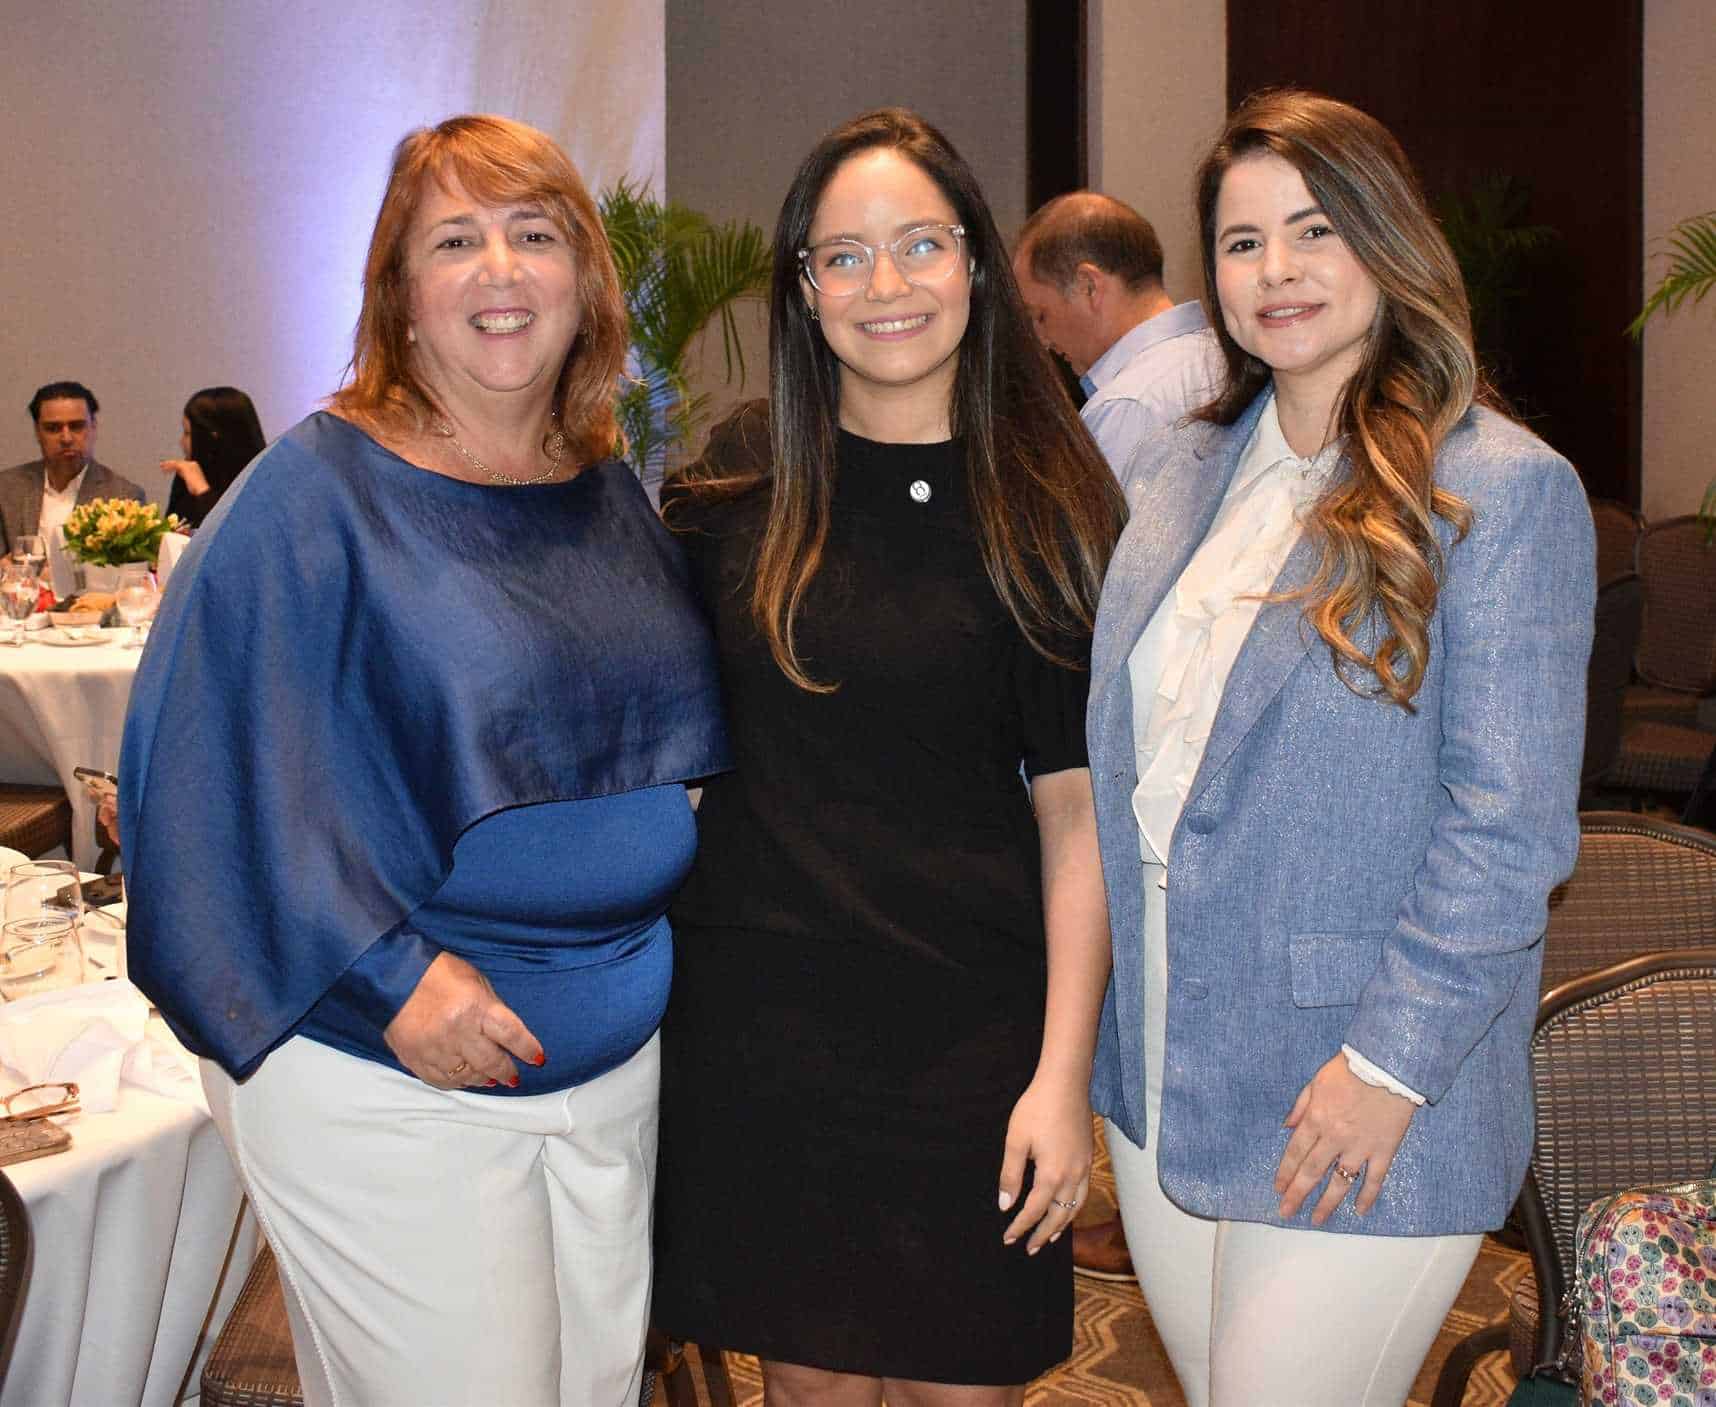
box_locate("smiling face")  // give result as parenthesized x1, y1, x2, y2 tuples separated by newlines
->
(805, 148, 971, 435)
(33, 396, 96, 475)
(405, 175, 580, 415)
(1212, 152, 1382, 414)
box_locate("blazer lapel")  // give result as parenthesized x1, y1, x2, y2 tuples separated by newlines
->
(22, 464, 44, 538)
(75, 462, 107, 505)
(1090, 404, 1264, 727)
(1186, 505, 1325, 806)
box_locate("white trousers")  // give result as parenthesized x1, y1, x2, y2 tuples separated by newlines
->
(203, 1032, 660, 1407)
(1107, 866, 1481, 1407)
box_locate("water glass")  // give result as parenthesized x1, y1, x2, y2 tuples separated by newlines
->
(0, 562, 38, 646)
(6, 860, 85, 930)
(11, 534, 47, 579)
(115, 563, 160, 648)
(0, 914, 83, 999)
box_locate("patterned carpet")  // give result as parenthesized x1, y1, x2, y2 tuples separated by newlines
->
(656, 1121, 1530, 1405)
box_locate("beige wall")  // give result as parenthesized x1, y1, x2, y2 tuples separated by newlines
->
(1089, 0, 1227, 307)
(1, 0, 663, 492)
(1641, 0, 1716, 520)
(665, 0, 1028, 435)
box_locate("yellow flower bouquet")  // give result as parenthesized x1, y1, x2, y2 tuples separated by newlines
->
(61, 498, 184, 566)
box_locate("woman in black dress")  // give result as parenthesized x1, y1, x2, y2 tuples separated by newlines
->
(654, 109, 1125, 1404)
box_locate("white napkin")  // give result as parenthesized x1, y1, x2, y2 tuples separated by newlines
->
(0, 848, 30, 876)
(156, 531, 192, 592)
(0, 979, 199, 1111)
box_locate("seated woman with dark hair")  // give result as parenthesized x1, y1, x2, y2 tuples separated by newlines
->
(159, 386, 267, 527)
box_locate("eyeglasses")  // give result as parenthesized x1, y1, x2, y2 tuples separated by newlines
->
(798, 223, 967, 297)
(2, 1081, 80, 1121)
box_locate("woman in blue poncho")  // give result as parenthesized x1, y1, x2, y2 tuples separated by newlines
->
(119, 115, 728, 1407)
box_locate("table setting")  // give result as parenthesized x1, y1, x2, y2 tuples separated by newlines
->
(0, 849, 258, 1406)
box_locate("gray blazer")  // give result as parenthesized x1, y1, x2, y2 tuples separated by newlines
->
(1087, 393, 1595, 1236)
(0, 459, 148, 555)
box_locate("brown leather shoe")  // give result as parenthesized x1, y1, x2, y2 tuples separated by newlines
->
(1071, 1217, 1135, 1281)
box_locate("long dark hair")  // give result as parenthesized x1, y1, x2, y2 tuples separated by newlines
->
(1195, 89, 1480, 709)
(183, 387, 266, 507)
(672, 107, 1123, 691)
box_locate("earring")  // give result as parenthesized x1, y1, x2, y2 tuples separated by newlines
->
(807, 305, 820, 322)
(407, 327, 417, 344)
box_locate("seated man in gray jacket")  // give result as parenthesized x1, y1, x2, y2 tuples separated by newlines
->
(2, 381, 147, 568)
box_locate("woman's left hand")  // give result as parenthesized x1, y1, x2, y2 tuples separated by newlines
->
(998, 1074, 1093, 1253)
(1274, 1053, 1416, 1224)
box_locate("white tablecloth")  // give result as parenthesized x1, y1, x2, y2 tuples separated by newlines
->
(0, 629, 140, 869)
(2, 924, 257, 1407)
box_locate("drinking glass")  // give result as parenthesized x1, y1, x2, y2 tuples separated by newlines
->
(12, 534, 47, 579)
(0, 561, 39, 646)
(114, 563, 160, 648)
(6, 858, 84, 929)
(0, 915, 83, 999)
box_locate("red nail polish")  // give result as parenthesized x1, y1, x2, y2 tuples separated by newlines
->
(532, 1052, 547, 1067)
(484, 1079, 498, 1088)
(507, 1076, 520, 1089)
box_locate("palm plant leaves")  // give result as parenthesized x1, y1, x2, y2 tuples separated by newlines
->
(600, 180, 772, 478)
(1433, 173, 1558, 349)
(1628, 211, 1716, 338)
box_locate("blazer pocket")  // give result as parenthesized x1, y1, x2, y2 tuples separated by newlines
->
(1288, 930, 1391, 1008)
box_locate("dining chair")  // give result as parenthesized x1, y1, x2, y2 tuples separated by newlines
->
(199, 1243, 302, 1407)
(1622, 514, 1716, 726)
(0, 784, 73, 860)
(1579, 574, 1642, 794)
(1587, 497, 1644, 591)
(0, 1169, 32, 1393)
(1540, 811, 1716, 994)
(644, 1330, 735, 1406)
(1606, 718, 1716, 807)
(1429, 949, 1716, 1405)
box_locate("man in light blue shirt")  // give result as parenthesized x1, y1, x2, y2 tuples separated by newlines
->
(1014, 193, 1221, 479)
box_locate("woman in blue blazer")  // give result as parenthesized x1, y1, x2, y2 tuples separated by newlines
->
(1087, 91, 1594, 1405)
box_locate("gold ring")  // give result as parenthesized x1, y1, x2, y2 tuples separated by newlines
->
(1334, 1162, 1360, 1183)
(448, 1059, 470, 1077)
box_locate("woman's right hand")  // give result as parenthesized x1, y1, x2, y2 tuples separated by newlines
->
(159, 459, 210, 496)
(383, 952, 545, 1089)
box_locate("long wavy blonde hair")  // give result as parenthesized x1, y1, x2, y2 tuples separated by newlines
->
(1196, 89, 1485, 709)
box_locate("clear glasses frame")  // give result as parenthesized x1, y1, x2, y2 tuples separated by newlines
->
(797, 223, 967, 296)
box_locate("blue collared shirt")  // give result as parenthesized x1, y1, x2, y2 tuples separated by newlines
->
(1079, 301, 1223, 480)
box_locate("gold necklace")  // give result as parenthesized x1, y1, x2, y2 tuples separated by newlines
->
(434, 416, 571, 486)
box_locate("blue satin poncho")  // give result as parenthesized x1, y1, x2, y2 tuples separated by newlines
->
(119, 412, 729, 1079)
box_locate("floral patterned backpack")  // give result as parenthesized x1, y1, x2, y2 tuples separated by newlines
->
(1574, 1178, 1716, 1406)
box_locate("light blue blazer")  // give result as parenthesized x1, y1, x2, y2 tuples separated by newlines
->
(1087, 392, 1595, 1236)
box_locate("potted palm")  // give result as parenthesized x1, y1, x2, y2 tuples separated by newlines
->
(599, 181, 772, 483)
(1628, 212, 1716, 522)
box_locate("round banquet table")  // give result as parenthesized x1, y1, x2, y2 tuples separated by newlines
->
(0, 628, 141, 870)
(1, 923, 258, 1407)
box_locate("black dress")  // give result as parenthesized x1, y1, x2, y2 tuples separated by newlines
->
(652, 404, 1085, 1385)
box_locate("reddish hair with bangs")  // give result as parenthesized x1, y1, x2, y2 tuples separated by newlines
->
(330, 113, 625, 467)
